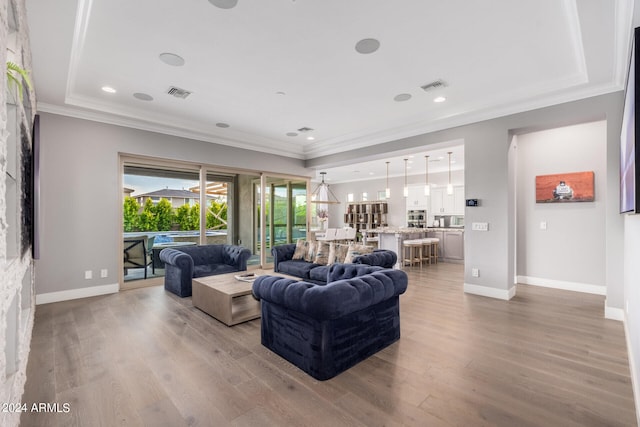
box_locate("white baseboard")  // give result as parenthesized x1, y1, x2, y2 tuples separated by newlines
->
(517, 275, 606, 295)
(464, 283, 516, 300)
(36, 283, 119, 305)
(623, 317, 640, 427)
(604, 304, 625, 321)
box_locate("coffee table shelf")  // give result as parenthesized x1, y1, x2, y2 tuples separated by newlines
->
(192, 274, 260, 326)
(191, 269, 297, 326)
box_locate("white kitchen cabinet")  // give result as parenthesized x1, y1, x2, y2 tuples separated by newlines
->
(453, 186, 465, 214)
(430, 188, 445, 214)
(430, 186, 464, 215)
(406, 185, 428, 209)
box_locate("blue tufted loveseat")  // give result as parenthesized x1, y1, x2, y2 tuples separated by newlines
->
(271, 243, 397, 285)
(160, 244, 251, 297)
(252, 263, 408, 380)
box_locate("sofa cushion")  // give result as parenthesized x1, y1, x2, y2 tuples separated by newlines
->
(327, 243, 349, 265)
(343, 244, 374, 263)
(309, 265, 330, 283)
(292, 240, 308, 260)
(304, 241, 318, 262)
(314, 241, 331, 265)
(277, 260, 320, 280)
(193, 263, 238, 278)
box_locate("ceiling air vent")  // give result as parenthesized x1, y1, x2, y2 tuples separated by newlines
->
(420, 79, 447, 92)
(166, 86, 192, 99)
(297, 126, 314, 133)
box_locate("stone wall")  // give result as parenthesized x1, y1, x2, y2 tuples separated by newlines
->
(0, 0, 35, 425)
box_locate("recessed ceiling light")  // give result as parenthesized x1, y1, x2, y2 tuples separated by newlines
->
(307, 136, 315, 141)
(208, 0, 238, 9)
(216, 122, 230, 128)
(101, 86, 116, 93)
(355, 38, 380, 54)
(394, 93, 411, 102)
(133, 93, 153, 101)
(286, 132, 298, 137)
(159, 53, 185, 67)
(434, 96, 446, 103)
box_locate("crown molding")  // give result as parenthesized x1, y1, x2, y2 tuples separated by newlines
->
(36, 102, 306, 160)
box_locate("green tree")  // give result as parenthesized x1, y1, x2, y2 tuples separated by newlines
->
(294, 203, 306, 226)
(123, 196, 140, 232)
(155, 198, 173, 231)
(138, 198, 158, 231)
(175, 204, 192, 230)
(189, 204, 200, 230)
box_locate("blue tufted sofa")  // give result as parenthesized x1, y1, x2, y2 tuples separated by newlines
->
(271, 243, 397, 285)
(160, 244, 251, 297)
(252, 263, 408, 380)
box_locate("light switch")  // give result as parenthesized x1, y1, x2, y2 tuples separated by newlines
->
(472, 222, 489, 231)
(540, 221, 547, 230)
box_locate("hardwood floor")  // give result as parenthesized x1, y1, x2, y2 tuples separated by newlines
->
(21, 263, 637, 426)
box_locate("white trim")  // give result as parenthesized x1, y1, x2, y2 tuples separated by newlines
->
(623, 316, 640, 427)
(35, 283, 119, 305)
(604, 304, 625, 321)
(37, 102, 306, 160)
(517, 275, 606, 295)
(464, 283, 516, 301)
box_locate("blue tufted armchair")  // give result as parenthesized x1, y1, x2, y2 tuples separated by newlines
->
(160, 244, 251, 297)
(252, 264, 408, 380)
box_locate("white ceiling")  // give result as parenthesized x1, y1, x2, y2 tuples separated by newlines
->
(27, 0, 632, 177)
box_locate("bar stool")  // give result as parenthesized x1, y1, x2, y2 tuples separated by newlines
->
(428, 238, 439, 264)
(420, 238, 435, 265)
(402, 239, 423, 268)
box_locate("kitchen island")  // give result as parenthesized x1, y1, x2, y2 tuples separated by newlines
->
(364, 227, 464, 267)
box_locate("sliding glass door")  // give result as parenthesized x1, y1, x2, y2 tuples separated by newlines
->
(255, 175, 308, 266)
(122, 157, 308, 286)
(122, 164, 201, 283)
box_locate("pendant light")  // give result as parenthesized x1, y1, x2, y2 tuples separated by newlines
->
(447, 151, 453, 195)
(403, 158, 408, 198)
(310, 172, 341, 204)
(385, 161, 391, 199)
(424, 155, 430, 196)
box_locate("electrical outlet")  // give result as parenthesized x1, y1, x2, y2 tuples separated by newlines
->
(540, 221, 547, 230)
(472, 268, 479, 277)
(85, 270, 92, 280)
(101, 269, 108, 278)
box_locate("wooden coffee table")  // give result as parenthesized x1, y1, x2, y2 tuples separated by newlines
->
(192, 269, 296, 326)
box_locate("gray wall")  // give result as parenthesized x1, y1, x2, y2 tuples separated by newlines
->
(515, 121, 607, 289)
(35, 113, 310, 296)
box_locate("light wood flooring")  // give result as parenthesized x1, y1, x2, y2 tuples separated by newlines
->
(21, 263, 637, 426)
